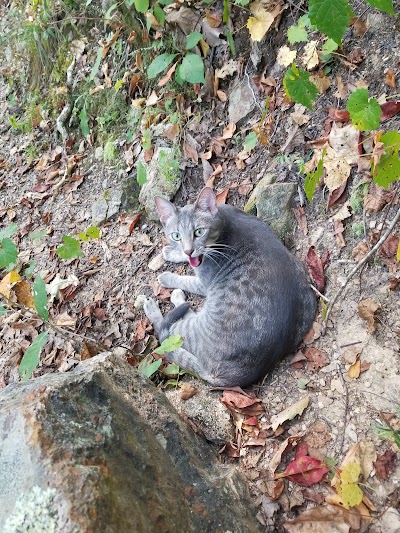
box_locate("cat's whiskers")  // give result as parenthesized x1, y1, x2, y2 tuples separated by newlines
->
(205, 247, 233, 263)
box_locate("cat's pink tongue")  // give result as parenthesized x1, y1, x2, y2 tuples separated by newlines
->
(189, 255, 202, 267)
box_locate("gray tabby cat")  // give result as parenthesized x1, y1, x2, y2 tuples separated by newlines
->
(144, 187, 316, 387)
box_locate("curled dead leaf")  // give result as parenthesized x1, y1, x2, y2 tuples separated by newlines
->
(358, 299, 380, 333)
(269, 397, 310, 432)
(180, 382, 198, 400)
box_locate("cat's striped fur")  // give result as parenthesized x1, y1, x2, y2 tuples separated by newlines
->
(144, 187, 317, 387)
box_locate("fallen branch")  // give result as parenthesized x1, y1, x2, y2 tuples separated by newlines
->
(56, 57, 75, 143)
(322, 204, 400, 334)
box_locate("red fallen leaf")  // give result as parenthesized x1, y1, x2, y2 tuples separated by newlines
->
(306, 246, 326, 292)
(373, 449, 397, 480)
(295, 443, 309, 459)
(220, 390, 264, 416)
(275, 454, 329, 487)
(128, 213, 141, 235)
(243, 416, 259, 426)
(304, 347, 328, 370)
(328, 107, 350, 122)
(327, 180, 347, 209)
(32, 182, 51, 192)
(215, 188, 229, 204)
(380, 101, 400, 121)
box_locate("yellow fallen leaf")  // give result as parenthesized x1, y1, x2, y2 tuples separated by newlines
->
(0, 271, 21, 299)
(13, 280, 35, 309)
(348, 357, 361, 378)
(269, 396, 310, 431)
(247, 3, 275, 42)
(276, 45, 297, 67)
(302, 40, 319, 70)
(324, 146, 351, 192)
(337, 462, 364, 508)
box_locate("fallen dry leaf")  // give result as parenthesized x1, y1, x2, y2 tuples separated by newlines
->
(275, 444, 329, 487)
(380, 100, 400, 121)
(269, 434, 305, 474)
(373, 449, 397, 480)
(293, 207, 308, 235)
(328, 107, 351, 122)
(304, 420, 332, 450)
(306, 246, 326, 292)
(220, 389, 264, 417)
(221, 122, 236, 140)
(348, 357, 361, 378)
(183, 142, 198, 163)
(276, 45, 297, 67)
(13, 280, 35, 309)
(310, 72, 331, 94)
(0, 271, 21, 299)
(324, 147, 351, 192)
(358, 299, 380, 333)
(180, 382, 198, 400)
(215, 188, 229, 204)
(329, 123, 360, 165)
(270, 397, 310, 432)
(158, 62, 177, 87)
(352, 241, 369, 261)
(385, 69, 396, 90)
(284, 504, 350, 533)
(55, 311, 77, 328)
(364, 182, 393, 212)
(350, 17, 367, 36)
(219, 440, 240, 457)
(304, 347, 328, 370)
(302, 40, 319, 70)
(247, 2, 280, 42)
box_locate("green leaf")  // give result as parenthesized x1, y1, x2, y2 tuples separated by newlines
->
(137, 161, 147, 186)
(86, 226, 100, 239)
(56, 236, 83, 260)
(364, 0, 395, 14)
(186, 32, 204, 50)
(0, 238, 18, 269)
(153, 4, 165, 25)
(24, 260, 36, 277)
(163, 362, 180, 376)
(89, 47, 103, 82)
(154, 334, 183, 354)
(147, 53, 177, 79)
(134, 0, 149, 13)
(179, 54, 205, 84)
(346, 88, 381, 131)
(0, 223, 18, 241)
(79, 104, 90, 137)
(114, 79, 124, 92)
(19, 332, 48, 381)
(309, 0, 353, 44)
(304, 147, 326, 203)
(175, 65, 185, 86)
(226, 30, 236, 57)
(141, 129, 151, 150)
(298, 14, 314, 29)
(223, 0, 229, 23)
(373, 131, 400, 188)
(283, 63, 319, 109)
(138, 355, 162, 378)
(244, 131, 258, 152)
(320, 38, 338, 60)
(33, 274, 49, 321)
(0, 305, 6, 316)
(287, 25, 308, 44)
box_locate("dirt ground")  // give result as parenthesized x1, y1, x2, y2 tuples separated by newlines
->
(1, 0, 400, 531)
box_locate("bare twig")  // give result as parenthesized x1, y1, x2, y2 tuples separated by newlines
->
(56, 57, 75, 143)
(322, 204, 400, 334)
(310, 284, 330, 302)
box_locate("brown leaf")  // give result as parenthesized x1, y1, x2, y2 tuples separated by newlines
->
(128, 213, 141, 234)
(13, 280, 35, 309)
(205, 9, 222, 27)
(183, 142, 198, 163)
(373, 449, 397, 480)
(158, 62, 177, 87)
(333, 219, 346, 248)
(293, 207, 308, 236)
(219, 441, 240, 457)
(352, 241, 369, 261)
(328, 107, 350, 122)
(350, 17, 367, 36)
(221, 122, 236, 140)
(215, 188, 229, 204)
(304, 347, 328, 370)
(220, 390, 264, 416)
(129, 73, 142, 96)
(379, 234, 399, 259)
(364, 183, 394, 212)
(380, 101, 400, 121)
(55, 311, 76, 328)
(389, 277, 400, 291)
(348, 357, 361, 378)
(306, 246, 326, 292)
(385, 69, 397, 90)
(163, 123, 180, 142)
(358, 299, 380, 333)
(347, 48, 364, 64)
(284, 504, 350, 533)
(216, 90, 227, 102)
(180, 382, 198, 400)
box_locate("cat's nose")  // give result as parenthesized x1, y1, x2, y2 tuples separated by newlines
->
(184, 248, 194, 256)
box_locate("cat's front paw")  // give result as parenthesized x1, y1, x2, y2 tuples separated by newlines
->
(162, 246, 188, 263)
(158, 271, 178, 288)
(143, 297, 161, 323)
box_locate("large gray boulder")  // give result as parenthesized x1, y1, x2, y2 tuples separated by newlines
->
(0, 353, 260, 533)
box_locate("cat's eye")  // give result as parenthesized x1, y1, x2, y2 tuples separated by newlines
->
(171, 232, 181, 241)
(194, 228, 206, 238)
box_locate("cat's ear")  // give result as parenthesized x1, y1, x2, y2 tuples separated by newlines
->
(195, 187, 218, 215)
(155, 196, 177, 224)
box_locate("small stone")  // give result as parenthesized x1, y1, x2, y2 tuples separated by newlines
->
(228, 78, 256, 125)
(91, 198, 109, 225)
(95, 146, 104, 160)
(107, 188, 123, 219)
(148, 253, 165, 272)
(255, 183, 298, 240)
(134, 294, 147, 309)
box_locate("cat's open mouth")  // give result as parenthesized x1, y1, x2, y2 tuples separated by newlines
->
(189, 255, 203, 268)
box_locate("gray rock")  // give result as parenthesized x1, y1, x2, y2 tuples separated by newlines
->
(257, 183, 297, 239)
(91, 188, 123, 225)
(244, 173, 276, 215)
(139, 146, 182, 220)
(228, 78, 257, 125)
(248, 181, 297, 240)
(91, 197, 108, 225)
(0, 353, 260, 533)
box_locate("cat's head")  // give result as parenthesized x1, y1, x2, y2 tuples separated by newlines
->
(154, 187, 221, 268)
